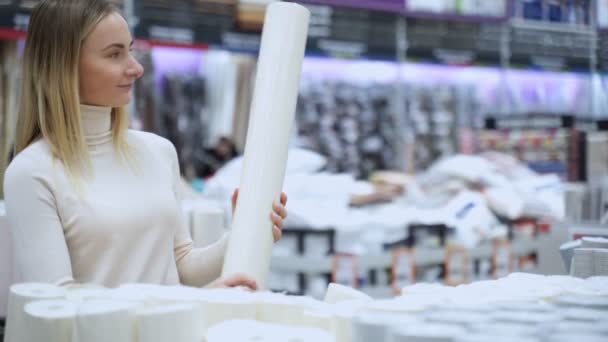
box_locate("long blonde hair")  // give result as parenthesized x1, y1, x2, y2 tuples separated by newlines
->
(15, 0, 132, 179)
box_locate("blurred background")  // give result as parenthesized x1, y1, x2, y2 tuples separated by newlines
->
(0, 0, 607, 300)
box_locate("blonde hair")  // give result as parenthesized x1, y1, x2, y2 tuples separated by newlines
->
(15, 0, 132, 179)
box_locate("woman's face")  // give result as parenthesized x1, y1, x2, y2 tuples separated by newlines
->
(79, 12, 144, 107)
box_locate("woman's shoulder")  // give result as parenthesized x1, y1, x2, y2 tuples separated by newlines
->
(4, 140, 53, 188)
(127, 130, 177, 160)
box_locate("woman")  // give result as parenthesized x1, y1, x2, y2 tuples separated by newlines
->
(3, 0, 287, 290)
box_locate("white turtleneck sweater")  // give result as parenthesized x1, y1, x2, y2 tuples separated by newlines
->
(3, 105, 228, 288)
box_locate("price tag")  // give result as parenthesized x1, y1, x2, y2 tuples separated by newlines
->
(391, 247, 416, 295)
(492, 239, 513, 279)
(331, 254, 357, 288)
(445, 245, 468, 286)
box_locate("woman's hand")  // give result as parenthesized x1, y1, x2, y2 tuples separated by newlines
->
(231, 189, 288, 242)
(206, 273, 258, 291)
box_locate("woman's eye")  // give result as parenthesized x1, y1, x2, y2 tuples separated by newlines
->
(110, 52, 120, 59)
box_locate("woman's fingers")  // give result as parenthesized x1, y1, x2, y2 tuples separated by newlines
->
(270, 212, 284, 229)
(272, 201, 287, 219)
(272, 226, 282, 242)
(231, 188, 239, 212)
(223, 273, 258, 291)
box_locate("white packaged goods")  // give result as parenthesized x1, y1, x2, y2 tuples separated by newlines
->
(222, 2, 310, 290)
(4, 274, 608, 341)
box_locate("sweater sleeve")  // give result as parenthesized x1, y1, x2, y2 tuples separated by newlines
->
(3, 152, 74, 286)
(161, 139, 229, 287)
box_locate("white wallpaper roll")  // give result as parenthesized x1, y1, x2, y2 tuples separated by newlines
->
(73, 300, 137, 342)
(136, 303, 204, 342)
(253, 292, 322, 326)
(66, 287, 111, 304)
(388, 324, 467, 342)
(22, 299, 77, 342)
(221, 1, 310, 289)
(4, 283, 66, 342)
(191, 206, 225, 248)
(300, 309, 334, 331)
(324, 283, 372, 304)
(196, 289, 257, 332)
(206, 319, 333, 342)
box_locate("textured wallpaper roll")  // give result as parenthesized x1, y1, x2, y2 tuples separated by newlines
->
(72, 300, 137, 342)
(4, 283, 66, 342)
(22, 299, 77, 342)
(221, 1, 310, 289)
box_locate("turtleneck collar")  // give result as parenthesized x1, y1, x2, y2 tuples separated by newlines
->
(80, 104, 112, 148)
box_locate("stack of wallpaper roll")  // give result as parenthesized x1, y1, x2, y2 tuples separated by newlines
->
(4, 274, 608, 342)
(561, 237, 608, 278)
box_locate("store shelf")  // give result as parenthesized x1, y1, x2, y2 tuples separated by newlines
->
(510, 18, 597, 35)
(271, 235, 540, 275)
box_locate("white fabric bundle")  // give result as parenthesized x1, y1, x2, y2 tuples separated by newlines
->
(206, 319, 333, 342)
(136, 303, 204, 342)
(73, 300, 137, 342)
(324, 283, 372, 304)
(4, 283, 67, 342)
(22, 299, 76, 342)
(484, 186, 525, 219)
(221, 2, 310, 289)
